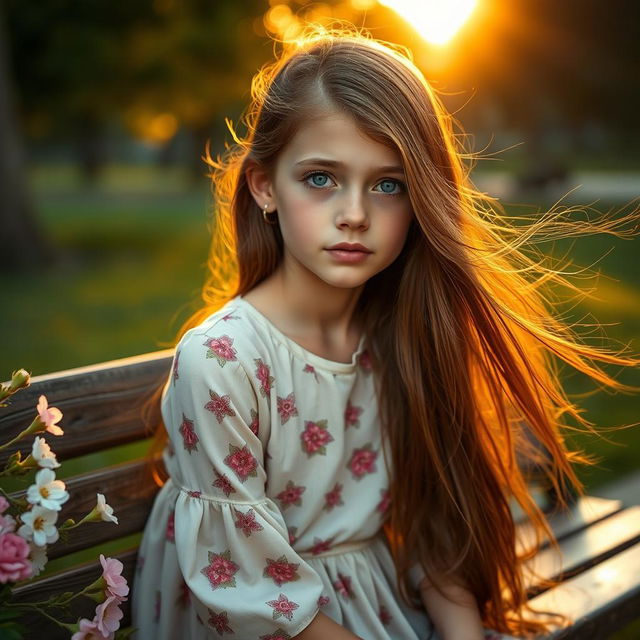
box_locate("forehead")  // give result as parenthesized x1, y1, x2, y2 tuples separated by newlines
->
(278, 110, 402, 169)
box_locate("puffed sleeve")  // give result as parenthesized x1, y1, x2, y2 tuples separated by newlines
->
(164, 328, 324, 637)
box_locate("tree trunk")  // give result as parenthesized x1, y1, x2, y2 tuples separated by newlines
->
(0, 0, 55, 271)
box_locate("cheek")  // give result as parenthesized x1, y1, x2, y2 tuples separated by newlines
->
(278, 197, 324, 250)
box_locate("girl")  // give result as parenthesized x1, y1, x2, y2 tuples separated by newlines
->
(131, 27, 637, 640)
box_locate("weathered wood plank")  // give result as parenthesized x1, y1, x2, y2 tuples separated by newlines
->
(516, 495, 623, 555)
(523, 506, 640, 592)
(0, 350, 173, 466)
(11, 548, 138, 640)
(527, 540, 640, 639)
(9, 457, 164, 559)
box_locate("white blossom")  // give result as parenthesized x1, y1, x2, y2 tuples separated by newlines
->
(96, 493, 118, 525)
(31, 436, 61, 469)
(26, 468, 69, 511)
(18, 506, 59, 547)
(28, 542, 48, 577)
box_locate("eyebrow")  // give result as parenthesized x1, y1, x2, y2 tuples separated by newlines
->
(294, 157, 405, 174)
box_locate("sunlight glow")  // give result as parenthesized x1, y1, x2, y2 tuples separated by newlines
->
(378, 0, 478, 45)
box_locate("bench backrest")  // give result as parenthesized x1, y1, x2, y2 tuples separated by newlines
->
(0, 350, 174, 637)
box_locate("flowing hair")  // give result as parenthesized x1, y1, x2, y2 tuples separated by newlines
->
(142, 25, 638, 637)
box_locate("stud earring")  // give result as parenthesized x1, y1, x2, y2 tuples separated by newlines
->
(262, 203, 278, 225)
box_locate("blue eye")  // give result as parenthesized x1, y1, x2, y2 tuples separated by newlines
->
(376, 179, 405, 195)
(303, 171, 334, 189)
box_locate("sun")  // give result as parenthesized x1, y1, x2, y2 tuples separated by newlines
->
(378, 0, 478, 46)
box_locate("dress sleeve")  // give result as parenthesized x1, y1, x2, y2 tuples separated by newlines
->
(165, 329, 324, 637)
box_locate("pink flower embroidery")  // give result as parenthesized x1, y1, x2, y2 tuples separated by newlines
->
(376, 488, 391, 514)
(263, 555, 300, 586)
(207, 608, 234, 635)
(323, 482, 344, 511)
(188, 490, 202, 498)
(379, 605, 393, 626)
(201, 549, 239, 590)
(302, 364, 319, 382)
(266, 593, 299, 621)
(254, 358, 274, 399)
(276, 480, 305, 510)
(347, 444, 378, 480)
(179, 414, 199, 453)
(166, 510, 175, 543)
(344, 401, 363, 429)
(172, 350, 180, 384)
(317, 595, 330, 607)
(221, 313, 238, 322)
(212, 470, 236, 497)
(358, 348, 372, 372)
(176, 578, 190, 608)
(310, 536, 334, 555)
(249, 408, 259, 436)
(223, 444, 258, 483)
(207, 608, 233, 636)
(234, 508, 264, 537)
(334, 573, 355, 600)
(277, 392, 298, 424)
(287, 526, 298, 545)
(300, 420, 334, 457)
(204, 390, 236, 423)
(204, 335, 237, 367)
(259, 631, 291, 640)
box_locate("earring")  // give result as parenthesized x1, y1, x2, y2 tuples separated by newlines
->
(262, 203, 278, 225)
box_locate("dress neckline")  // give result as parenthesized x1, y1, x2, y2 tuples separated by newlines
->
(233, 295, 367, 374)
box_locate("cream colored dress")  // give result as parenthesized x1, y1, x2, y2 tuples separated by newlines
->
(131, 295, 515, 640)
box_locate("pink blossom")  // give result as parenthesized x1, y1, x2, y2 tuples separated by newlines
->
(99, 554, 129, 599)
(0, 497, 9, 514)
(36, 395, 63, 435)
(95, 594, 124, 636)
(71, 618, 109, 640)
(0, 533, 33, 583)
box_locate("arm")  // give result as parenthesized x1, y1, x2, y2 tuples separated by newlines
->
(294, 611, 363, 640)
(419, 574, 484, 640)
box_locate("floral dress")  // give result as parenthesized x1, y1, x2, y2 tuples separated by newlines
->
(131, 295, 516, 640)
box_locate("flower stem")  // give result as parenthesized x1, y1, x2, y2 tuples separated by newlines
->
(0, 418, 42, 452)
(5, 601, 76, 631)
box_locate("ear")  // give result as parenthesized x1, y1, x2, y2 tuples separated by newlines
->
(245, 160, 277, 213)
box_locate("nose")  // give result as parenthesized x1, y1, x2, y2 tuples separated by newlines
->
(336, 189, 369, 230)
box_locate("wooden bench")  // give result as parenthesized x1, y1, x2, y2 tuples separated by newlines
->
(1, 352, 639, 639)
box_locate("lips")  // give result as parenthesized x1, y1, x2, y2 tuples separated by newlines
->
(326, 243, 372, 253)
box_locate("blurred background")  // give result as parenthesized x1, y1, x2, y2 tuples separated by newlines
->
(0, 1, 638, 628)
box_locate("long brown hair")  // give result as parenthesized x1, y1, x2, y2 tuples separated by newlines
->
(143, 25, 638, 637)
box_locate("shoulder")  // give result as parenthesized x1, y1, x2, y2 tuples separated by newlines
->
(173, 299, 270, 387)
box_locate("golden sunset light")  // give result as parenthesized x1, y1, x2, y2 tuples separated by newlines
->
(377, 0, 478, 45)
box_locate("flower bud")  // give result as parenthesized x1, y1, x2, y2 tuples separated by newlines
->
(9, 369, 31, 392)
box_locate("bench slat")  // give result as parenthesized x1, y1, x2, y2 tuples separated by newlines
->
(0, 350, 173, 465)
(527, 540, 640, 639)
(9, 457, 163, 560)
(524, 506, 640, 592)
(515, 495, 623, 554)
